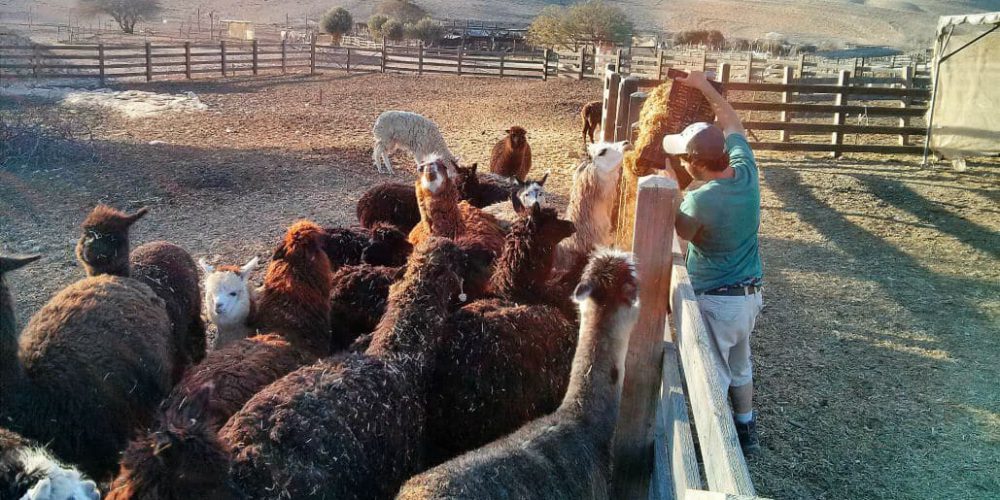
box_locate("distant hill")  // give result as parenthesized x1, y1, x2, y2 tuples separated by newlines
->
(7, 0, 1000, 48)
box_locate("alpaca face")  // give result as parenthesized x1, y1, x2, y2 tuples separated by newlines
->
(77, 229, 129, 272)
(17, 447, 100, 500)
(519, 181, 546, 209)
(588, 141, 629, 177)
(507, 127, 527, 148)
(573, 249, 640, 309)
(418, 159, 448, 195)
(200, 258, 257, 327)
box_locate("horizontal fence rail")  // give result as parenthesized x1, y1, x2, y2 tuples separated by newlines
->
(601, 65, 929, 157)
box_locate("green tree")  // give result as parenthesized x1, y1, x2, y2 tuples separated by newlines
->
(407, 18, 442, 46)
(78, 0, 161, 34)
(527, 1, 632, 50)
(374, 0, 427, 24)
(320, 7, 353, 44)
(368, 14, 389, 37)
(382, 18, 405, 41)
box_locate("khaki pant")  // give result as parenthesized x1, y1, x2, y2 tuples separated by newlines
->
(696, 291, 763, 388)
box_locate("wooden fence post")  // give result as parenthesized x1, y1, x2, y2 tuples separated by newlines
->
(832, 69, 851, 158)
(615, 77, 638, 142)
(700, 50, 708, 72)
(310, 35, 316, 75)
(184, 41, 191, 79)
(499, 53, 505, 78)
(798, 52, 807, 79)
(745, 53, 753, 83)
(418, 41, 424, 76)
(220, 40, 226, 77)
(720, 62, 731, 84)
(97, 44, 105, 85)
(616, 48, 623, 76)
(281, 39, 287, 74)
(578, 46, 586, 80)
(610, 175, 678, 500)
(627, 92, 647, 143)
(601, 65, 621, 143)
(380, 36, 387, 73)
(656, 48, 664, 80)
(144, 41, 152, 81)
(899, 65, 913, 145)
(31, 44, 39, 79)
(780, 66, 794, 142)
(345, 47, 351, 73)
(541, 49, 547, 80)
(251, 39, 258, 75)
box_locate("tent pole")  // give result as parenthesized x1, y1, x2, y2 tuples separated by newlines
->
(921, 26, 955, 167)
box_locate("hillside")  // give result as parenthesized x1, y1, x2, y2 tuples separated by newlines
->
(4, 0, 1000, 47)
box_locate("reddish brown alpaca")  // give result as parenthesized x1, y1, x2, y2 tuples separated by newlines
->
(409, 159, 506, 256)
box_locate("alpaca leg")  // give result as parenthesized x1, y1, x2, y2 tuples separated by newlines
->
(373, 141, 386, 174)
(381, 150, 395, 175)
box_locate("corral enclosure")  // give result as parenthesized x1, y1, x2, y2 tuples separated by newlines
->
(1, 72, 998, 499)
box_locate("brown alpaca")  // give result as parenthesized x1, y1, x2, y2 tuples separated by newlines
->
(581, 100, 603, 148)
(397, 250, 641, 500)
(109, 221, 336, 500)
(218, 238, 468, 499)
(75, 204, 148, 277)
(489, 126, 532, 181)
(409, 158, 506, 257)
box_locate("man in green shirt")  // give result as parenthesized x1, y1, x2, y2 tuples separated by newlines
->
(663, 71, 763, 455)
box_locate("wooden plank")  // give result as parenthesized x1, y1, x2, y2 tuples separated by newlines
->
(611, 175, 679, 500)
(832, 70, 850, 158)
(722, 81, 928, 98)
(685, 489, 772, 500)
(899, 65, 913, 145)
(144, 41, 152, 82)
(749, 142, 924, 154)
(654, 342, 702, 500)
(671, 245, 755, 495)
(743, 121, 926, 135)
(780, 66, 793, 142)
(602, 66, 621, 142)
(730, 101, 927, 117)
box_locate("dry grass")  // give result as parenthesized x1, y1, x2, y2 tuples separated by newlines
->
(0, 73, 997, 499)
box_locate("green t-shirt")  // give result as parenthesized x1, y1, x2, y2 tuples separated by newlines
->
(678, 134, 763, 294)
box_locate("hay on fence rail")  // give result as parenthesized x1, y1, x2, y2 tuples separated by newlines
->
(614, 80, 674, 248)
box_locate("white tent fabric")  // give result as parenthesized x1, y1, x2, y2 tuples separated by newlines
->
(927, 12, 1000, 158)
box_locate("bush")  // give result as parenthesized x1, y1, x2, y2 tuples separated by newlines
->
(1, 104, 102, 171)
(528, 0, 632, 50)
(320, 7, 353, 42)
(382, 19, 405, 41)
(374, 0, 427, 24)
(673, 29, 726, 49)
(368, 14, 389, 37)
(407, 18, 442, 45)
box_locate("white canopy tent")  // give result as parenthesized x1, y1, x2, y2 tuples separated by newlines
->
(924, 12, 1000, 162)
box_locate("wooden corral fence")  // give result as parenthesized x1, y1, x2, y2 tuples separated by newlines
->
(558, 46, 931, 87)
(599, 65, 931, 157)
(0, 39, 552, 83)
(609, 175, 771, 500)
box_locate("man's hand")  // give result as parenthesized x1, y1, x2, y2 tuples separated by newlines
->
(675, 70, 712, 92)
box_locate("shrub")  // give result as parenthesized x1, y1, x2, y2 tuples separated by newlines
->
(528, 0, 632, 50)
(368, 14, 389, 37)
(407, 18, 442, 46)
(382, 19, 405, 41)
(321, 7, 353, 43)
(374, 0, 427, 25)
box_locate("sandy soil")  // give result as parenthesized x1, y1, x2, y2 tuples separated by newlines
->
(4, 0, 1000, 47)
(1, 73, 997, 499)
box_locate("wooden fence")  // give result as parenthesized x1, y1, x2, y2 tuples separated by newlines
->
(610, 176, 770, 500)
(601, 65, 930, 157)
(2, 39, 930, 88)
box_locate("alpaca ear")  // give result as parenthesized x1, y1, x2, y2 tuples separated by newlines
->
(198, 257, 214, 275)
(177, 383, 214, 425)
(558, 220, 576, 239)
(272, 241, 287, 261)
(539, 172, 549, 186)
(573, 282, 594, 303)
(0, 254, 41, 273)
(240, 256, 260, 279)
(125, 207, 150, 226)
(470, 163, 478, 173)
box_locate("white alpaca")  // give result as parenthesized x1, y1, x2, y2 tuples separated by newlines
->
(555, 140, 629, 270)
(481, 172, 550, 229)
(16, 446, 100, 500)
(372, 110, 459, 175)
(198, 257, 258, 350)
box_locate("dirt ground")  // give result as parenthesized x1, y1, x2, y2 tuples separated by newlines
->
(1, 73, 997, 499)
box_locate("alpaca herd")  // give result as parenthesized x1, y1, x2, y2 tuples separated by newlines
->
(1, 107, 638, 499)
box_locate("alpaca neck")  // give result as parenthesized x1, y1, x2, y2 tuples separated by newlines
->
(419, 184, 464, 238)
(0, 277, 26, 396)
(560, 302, 635, 437)
(367, 270, 451, 366)
(490, 232, 555, 301)
(255, 262, 331, 355)
(566, 172, 616, 253)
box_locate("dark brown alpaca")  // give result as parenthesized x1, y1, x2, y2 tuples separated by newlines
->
(75, 204, 148, 277)
(220, 238, 467, 500)
(109, 220, 336, 499)
(2, 253, 174, 481)
(489, 126, 532, 181)
(582, 100, 603, 147)
(425, 204, 578, 464)
(398, 250, 641, 500)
